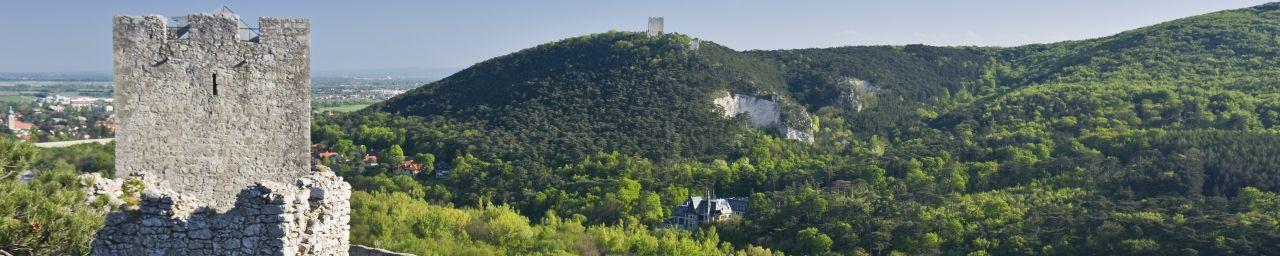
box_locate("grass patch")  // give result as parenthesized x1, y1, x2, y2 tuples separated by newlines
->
(0, 94, 34, 104)
(317, 103, 371, 112)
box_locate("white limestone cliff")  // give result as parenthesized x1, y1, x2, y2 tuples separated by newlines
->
(713, 93, 815, 143)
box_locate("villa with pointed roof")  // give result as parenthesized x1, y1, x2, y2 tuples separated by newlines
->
(670, 195, 749, 229)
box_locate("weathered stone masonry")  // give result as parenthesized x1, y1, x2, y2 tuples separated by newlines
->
(113, 13, 312, 211)
(92, 172, 351, 255)
(95, 12, 353, 255)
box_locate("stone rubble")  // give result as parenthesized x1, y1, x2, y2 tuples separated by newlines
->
(79, 172, 125, 206)
(91, 171, 351, 256)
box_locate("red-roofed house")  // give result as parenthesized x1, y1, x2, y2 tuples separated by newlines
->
(393, 160, 423, 175)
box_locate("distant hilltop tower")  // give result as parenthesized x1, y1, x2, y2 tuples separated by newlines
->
(648, 17, 664, 36)
(113, 8, 313, 210)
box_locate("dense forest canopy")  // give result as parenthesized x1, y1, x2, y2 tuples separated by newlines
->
(7, 3, 1280, 256)
(304, 3, 1280, 255)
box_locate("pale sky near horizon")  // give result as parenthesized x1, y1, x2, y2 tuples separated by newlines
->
(0, 0, 1271, 72)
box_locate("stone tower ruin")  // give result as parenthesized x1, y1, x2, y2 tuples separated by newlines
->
(95, 10, 355, 255)
(648, 17, 664, 36)
(113, 12, 312, 210)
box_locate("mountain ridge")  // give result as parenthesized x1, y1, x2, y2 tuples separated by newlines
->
(361, 2, 1280, 165)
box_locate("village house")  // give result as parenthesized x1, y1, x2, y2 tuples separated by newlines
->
(432, 162, 452, 179)
(670, 195, 749, 229)
(95, 120, 115, 132)
(393, 159, 423, 175)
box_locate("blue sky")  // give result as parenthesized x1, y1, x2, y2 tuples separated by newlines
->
(0, 0, 1270, 72)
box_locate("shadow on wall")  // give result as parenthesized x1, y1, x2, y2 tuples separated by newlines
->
(90, 171, 351, 256)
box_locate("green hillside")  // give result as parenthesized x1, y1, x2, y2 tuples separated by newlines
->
(8, 3, 1280, 256)
(366, 31, 814, 163)
(10, 2, 1280, 256)
(310, 3, 1280, 255)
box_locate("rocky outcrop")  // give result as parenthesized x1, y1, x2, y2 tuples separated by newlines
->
(714, 94, 783, 128)
(838, 78, 878, 112)
(714, 93, 815, 143)
(781, 126, 815, 142)
(91, 171, 351, 255)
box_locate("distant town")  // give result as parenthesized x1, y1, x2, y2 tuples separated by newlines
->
(0, 73, 433, 142)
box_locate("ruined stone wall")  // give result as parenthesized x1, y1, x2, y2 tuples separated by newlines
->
(92, 171, 351, 256)
(113, 14, 312, 210)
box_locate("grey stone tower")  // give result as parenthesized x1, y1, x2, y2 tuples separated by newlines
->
(648, 17, 664, 36)
(113, 12, 311, 210)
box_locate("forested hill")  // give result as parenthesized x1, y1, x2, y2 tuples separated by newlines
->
(358, 2, 1280, 165)
(314, 3, 1280, 255)
(365, 3, 1280, 165)
(1000, 2, 1280, 86)
(371, 32, 789, 163)
(364, 31, 999, 164)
